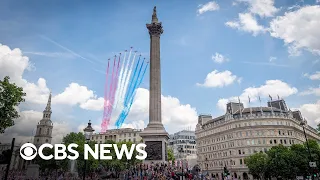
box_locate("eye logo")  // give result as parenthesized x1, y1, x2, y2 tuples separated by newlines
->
(20, 143, 37, 160)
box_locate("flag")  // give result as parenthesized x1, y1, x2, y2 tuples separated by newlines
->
(258, 96, 261, 102)
(269, 94, 272, 101)
(248, 96, 251, 103)
(277, 94, 280, 100)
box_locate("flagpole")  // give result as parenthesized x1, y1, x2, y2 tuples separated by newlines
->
(248, 96, 252, 116)
(238, 97, 242, 118)
(269, 94, 274, 115)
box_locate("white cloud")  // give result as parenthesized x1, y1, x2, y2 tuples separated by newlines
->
(116, 88, 198, 133)
(269, 5, 320, 56)
(216, 80, 298, 111)
(212, 52, 229, 63)
(269, 56, 277, 62)
(303, 72, 320, 80)
(225, 13, 266, 36)
(300, 86, 320, 96)
(53, 83, 96, 106)
(80, 97, 104, 111)
(197, 1, 220, 15)
(237, 0, 279, 17)
(197, 70, 239, 88)
(297, 100, 320, 127)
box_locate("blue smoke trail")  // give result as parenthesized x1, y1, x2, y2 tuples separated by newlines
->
(115, 60, 145, 128)
(116, 62, 148, 128)
(124, 55, 141, 106)
(124, 59, 145, 106)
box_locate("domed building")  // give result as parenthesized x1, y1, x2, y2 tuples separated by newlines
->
(195, 98, 320, 180)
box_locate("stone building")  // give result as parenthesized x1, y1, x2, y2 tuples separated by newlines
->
(33, 92, 53, 147)
(91, 128, 142, 143)
(168, 130, 197, 169)
(196, 99, 320, 180)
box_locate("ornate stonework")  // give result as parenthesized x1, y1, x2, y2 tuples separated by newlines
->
(147, 23, 163, 37)
(145, 141, 162, 160)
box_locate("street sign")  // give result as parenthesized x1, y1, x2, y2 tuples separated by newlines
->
(309, 162, 317, 167)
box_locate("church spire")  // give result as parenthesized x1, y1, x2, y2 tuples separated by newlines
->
(45, 91, 52, 112)
(152, 6, 158, 23)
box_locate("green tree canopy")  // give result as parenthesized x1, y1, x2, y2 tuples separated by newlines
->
(245, 152, 268, 179)
(167, 148, 175, 163)
(0, 76, 26, 133)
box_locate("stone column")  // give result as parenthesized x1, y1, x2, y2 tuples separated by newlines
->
(140, 6, 169, 164)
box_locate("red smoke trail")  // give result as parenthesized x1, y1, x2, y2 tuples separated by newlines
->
(107, 54, 121, 121)
(101, 59, 110, 132)
(105, 56, 117, 130)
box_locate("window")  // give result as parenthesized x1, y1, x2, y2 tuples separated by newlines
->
(37, 139, 39, 142)
(280, 139, 283, 144)
(279, 130, 281, 135)
(239, 150, 241, 155)
(284, 139, 287, 144)
(274, 140, 277, 144)
(270, 140, 272, 144)
(240, 159, 243, 165)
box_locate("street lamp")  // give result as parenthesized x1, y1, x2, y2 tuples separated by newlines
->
(83, 120, 95, 180)
(301, 120, 315, 179)
(178, 147, 184, 177)
(205, 157, 208, 177)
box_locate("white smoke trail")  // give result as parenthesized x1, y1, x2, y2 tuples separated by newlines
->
(122, 52, 137, 104)
(114, 51, 127, 108)
(118, 48, 132, 107)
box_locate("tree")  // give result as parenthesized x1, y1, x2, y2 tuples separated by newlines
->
(0, 76, 26, 133)
(245, 152, 268, 180)
(167, 148, 175, 163)
(267, 145, 298, 179)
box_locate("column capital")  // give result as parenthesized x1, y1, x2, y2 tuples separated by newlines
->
(146, 23, 163, 37)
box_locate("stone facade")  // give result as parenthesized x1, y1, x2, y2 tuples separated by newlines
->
(34, 93, 53, 147)
(91, 128, 142, 143)
(196, 99, 320, 180)
(169, 130, 197, 169)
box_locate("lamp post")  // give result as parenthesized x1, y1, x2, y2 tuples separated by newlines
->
(178, 147, 184, 179)
(300, 120, 314, 179)
(83, 120, 95, 180)
(205, 157, 208, 176)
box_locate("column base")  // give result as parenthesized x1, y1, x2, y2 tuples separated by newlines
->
(140, 123, 169, 163)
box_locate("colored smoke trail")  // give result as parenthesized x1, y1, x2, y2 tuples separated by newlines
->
(122, 51, 137, 104)
(113, 51, 127, 112)
(101, 59, 110, 132)
(117, 48, 132, 110)
(108, 54, 121, 116)
(116, 61, 149, 128)
(124, 55, 141, 106)
(116, 59, 146, 128)
(106, 55, 121, 121)
(100, 47, 148, 132)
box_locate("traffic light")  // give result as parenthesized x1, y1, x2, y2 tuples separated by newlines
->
(0, 149, 12, 164)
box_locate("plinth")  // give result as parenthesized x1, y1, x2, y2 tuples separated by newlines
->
(140, 126, 169, 163)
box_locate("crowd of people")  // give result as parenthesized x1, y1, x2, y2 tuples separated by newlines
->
(0, 162, 219, 180)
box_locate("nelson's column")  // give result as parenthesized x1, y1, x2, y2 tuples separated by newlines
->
(139, 6, 169, 163)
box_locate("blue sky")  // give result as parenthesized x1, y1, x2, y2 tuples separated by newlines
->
(0, 0, 319, 143)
